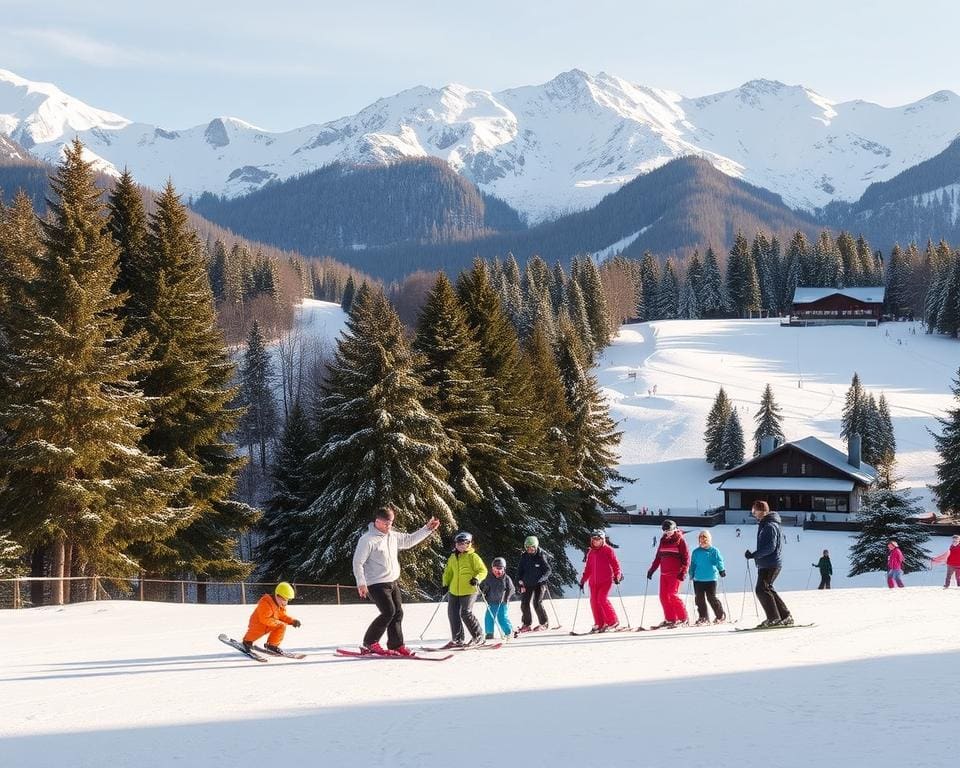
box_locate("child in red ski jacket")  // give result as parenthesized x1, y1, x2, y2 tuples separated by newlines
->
(579, 530, 623, 631)
(886, 541, 905, 588)
(647, 520, 689, 627)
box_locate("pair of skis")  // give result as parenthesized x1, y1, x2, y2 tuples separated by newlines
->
(569, 626, 635, 636)
(218, 634, 307, 662)
(512, 624, 562, 638)
(334, 647, 454, 661)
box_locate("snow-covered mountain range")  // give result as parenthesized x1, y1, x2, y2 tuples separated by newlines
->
(3, 67, 960, 223)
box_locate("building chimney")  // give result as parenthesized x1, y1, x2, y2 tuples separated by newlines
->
(760, 435, 776, 456)
(848, 433, 862, 467)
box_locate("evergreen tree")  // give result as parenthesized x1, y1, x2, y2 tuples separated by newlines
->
(726, 231, 761, 316)
(208, 240, 228, 303)
(783, 231, 808, 305)
(885, 245, 912, 317)
(550, 262, 568, 313)
(638, 252, 662, 320)
(632, 265, 646, 321)
(848, 488, 930, 576)
(719, 409, 745, 469)
(256, 400, 316, 581)
(856, 235, 878, 285)
(840, 372, 867, 442)
(236, 320, 279, 471)
(106, 169, 149, 315)
(564, 278, 595, 358)
(0, 140, 179, 590)
(677, 279, 700, 319)
(340, 275, 356, 313)
(934, 256, 960, 337)
(657, 259, 680, 319)
(767, 236, 784, 312)
(705, 387, 733, 468)
(931, 369, 960, 515)
(752, 384, 785, 456)
(699, 247, 726, 316)
(861, 393, 882, 468)
(0, 190, 40, 320)
(876, 393, 896, 488)
(133, 180, 255, 582)
(296, 286, 456, 590)
(751, 231, 776, 311)
(577, 257, 612, 349)
(686, 250, 704, 297)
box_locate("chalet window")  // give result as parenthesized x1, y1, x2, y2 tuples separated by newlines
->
(782, 462, 788, 475)
(800, 463, 807, 475)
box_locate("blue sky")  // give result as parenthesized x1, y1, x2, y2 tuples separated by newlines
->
(2, 0, 957, 131)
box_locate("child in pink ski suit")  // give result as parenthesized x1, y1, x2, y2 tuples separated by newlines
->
(887, 540, 905, 588)
(579, 530, 623, 631)
(648, 519, 690, 627)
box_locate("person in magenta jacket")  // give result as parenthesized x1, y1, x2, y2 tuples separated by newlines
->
(933, 534, 960, 588)
(647, 520, 690, 627)
(887, 540, 905, 588)
(579, 530, 623, 631)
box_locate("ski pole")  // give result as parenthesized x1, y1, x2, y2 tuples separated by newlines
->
(637, 577, 649, 631)
(418, 590, 448, 640)
(545, 585, 562, 629)
(570, 585, 583, 634)
(746, 560, 759, 617)
(476, 587, 503, 640)
(615, 581, 631, 629)
(720, 574, 733, 624)
(805, 565, 814, 590)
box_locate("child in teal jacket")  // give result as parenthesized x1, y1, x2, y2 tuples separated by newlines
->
(689, 530, 726, 625)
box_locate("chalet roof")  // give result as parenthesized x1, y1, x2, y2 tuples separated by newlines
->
(709, 435, 878, 486)
(716, 477, 854, 492)
(792, 287, 886, 305)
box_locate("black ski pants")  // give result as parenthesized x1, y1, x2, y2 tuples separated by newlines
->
(755, 566, 790, 622)
(520, 583, 549, 627)
(447, 592, 482, 642)
(693, 580, 725, 621)
(363, 581, 405, 650)
(818, 574, 831, 589)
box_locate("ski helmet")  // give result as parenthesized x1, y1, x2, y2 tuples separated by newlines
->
(454, 531, 473, 544)
(661, 519, 677, 532)
(523, 535, 539, 549)
(274, 581, 295, 600)
(492, 557, 507, 569)
(590, 528, 606, 539)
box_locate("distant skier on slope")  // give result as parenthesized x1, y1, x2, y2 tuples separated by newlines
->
(886, 540, 905, 588)
(242, 582, 301, 654)
(813, 550, 833, 589)
(579, 529, 623, 632)
(647, 520, 689, 628)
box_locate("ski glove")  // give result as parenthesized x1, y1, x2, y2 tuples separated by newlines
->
(719, 570, 726, 578)
(744, 549, 754, 559)
(579, 582, 585, 591)
(646, 571, 653, 580)
(469, 577, 479, 586)
(614, 575, 623, 584)
(291, 619, 302, 628)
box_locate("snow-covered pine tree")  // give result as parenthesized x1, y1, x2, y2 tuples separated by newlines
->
(657, 259, 680, 319)
(931, 368, 960, 515)
(207, 240, 228, 304)
(577, 256, 612, 349)
(840, 372, 868, 441)
(751, 231, 776, 312)
(699, 247, 726, 316)
(256, 399, 316, 581)
(856, 235, 879, 285)
(752, 384, 785, 456)
(726, 231, 760, 317)
(768, 236, 784, 312)
(0, 531, 23, 577)
(885, 245, 913, 318)
(677, 279, 700, 319)
(638, 252, 662, 320)
(861, 393, 882, 468)
(934, 256, 960, 337)
(0, 190, 40, 320)
(686, 250, 704, 298)
(237, 320, 279, 470)
(719, 409, 745, 469)
(106, 170, 149, 312)
(876, 393, 896, 488)
(0, 140, 180, 599)
(564, 278, 595, 359)
(296, 285, 456, 590)
(550, 261, 568, 314)
(704, 387, 733, 468)
(848, 488, 930, 576)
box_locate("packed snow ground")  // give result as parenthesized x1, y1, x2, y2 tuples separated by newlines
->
(4, 575, 959, 768)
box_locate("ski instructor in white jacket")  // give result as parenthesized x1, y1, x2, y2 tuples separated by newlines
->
(352, 505, 440, 656)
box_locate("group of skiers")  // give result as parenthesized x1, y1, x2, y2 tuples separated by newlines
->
(239, 503, 960, 657)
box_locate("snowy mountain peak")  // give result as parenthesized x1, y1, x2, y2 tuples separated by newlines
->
(3, 67, 960, 222)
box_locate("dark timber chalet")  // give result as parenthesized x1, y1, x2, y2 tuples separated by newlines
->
(788, 287, 885, 326)
(710, 435, 878, 524)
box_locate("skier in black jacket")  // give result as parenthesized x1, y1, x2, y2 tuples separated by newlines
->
(517, 536, 551, 632)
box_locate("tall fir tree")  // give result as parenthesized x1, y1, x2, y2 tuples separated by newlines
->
(638, 252, 662, 320)
(340, 275, 356, 313)
(726, 231, 761, 316)
(295, 285, 455, 590)
(752, 384, 785, 456)
(840, 372, 867, 442)
(876, 393, 896, 488)
(132, 180, 255, 583)
(657, 259, 680, 319)
(0, 140, 179, 596)
(718, 409, 745, 469)
(207, 239, 228, 304)
(106, 169, 149, 316)
(847, 488, 930, 576)
(256, 399, 316, 581)
(931, 369, 960, 515)
(236, 320, 279, 471)
(699, 247, 726, 316)
(704, 387, 733, 468)
(577, 257, 612, 349)
(885, 244, 913, 317)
